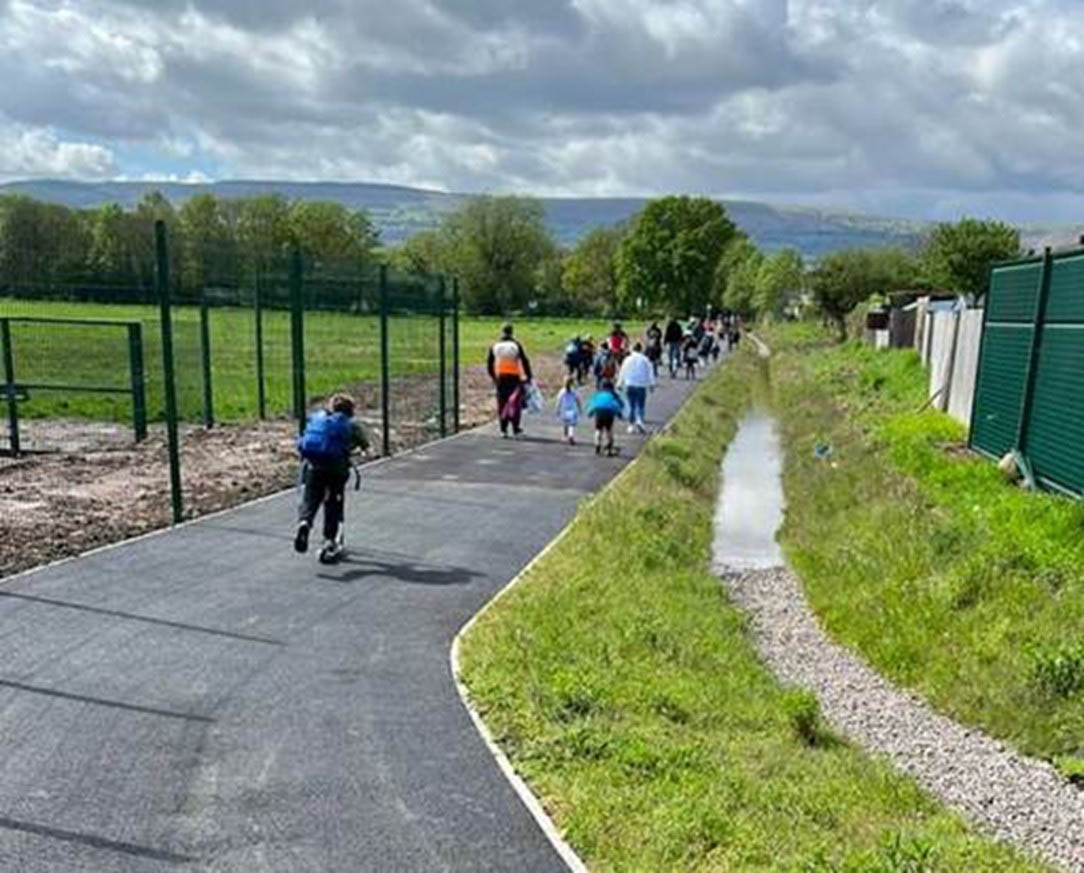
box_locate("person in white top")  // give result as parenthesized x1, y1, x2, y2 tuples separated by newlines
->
(616, 341, 656, 433)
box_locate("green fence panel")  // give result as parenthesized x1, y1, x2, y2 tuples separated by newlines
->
(1045, 253, 1084, 323)
(970, 323, 1033, 458)
(972, 251, 1084, 497)
(1026, 327, 1084, 494)
(987, 261, 1042, 323)
(1023, 254, 1084, 495)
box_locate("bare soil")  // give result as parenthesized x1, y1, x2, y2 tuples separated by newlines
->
(0, 354, 569, 578)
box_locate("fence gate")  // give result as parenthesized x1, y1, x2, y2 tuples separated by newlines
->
(970, 247, 1084, 497)
(0, 316, 147, 456)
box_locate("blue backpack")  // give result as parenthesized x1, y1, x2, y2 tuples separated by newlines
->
(298, 411, 352, 465)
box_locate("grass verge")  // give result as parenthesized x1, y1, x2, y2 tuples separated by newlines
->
(458, 349, 1043, 871)
(765, 322, 1084, 772)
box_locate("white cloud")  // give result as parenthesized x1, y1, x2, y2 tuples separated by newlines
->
(0, 119, 116, 180)
(0, 0, 1082, 221)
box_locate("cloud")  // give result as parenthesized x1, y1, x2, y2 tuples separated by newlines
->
(0, 117, 117, 181)
(0, 0, 1082, 221)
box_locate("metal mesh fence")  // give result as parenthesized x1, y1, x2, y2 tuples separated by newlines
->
(0, 221, 459, 529)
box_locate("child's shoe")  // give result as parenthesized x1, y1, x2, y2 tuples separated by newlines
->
(294, 521, 310, 554)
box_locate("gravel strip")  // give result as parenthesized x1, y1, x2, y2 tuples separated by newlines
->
(715, 563, 1084, 871)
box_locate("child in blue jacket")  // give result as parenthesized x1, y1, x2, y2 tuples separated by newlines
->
(586, 379, 625, 457)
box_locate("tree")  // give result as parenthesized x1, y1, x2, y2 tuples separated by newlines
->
(754, 248, 804, 319)
(391, 229, 448, 276)
(178, 193, 235, 290)
(237, 194, 293, 265)
(921, 217, 1020, 298)
(437, 196, 556, 314)
(711, 233, 756, 307)
(562, 225, 624, 315)
(811, 247, 918, 341)
(288, 200, 378, 266)
(723, 249, 763, 317)
(616, 196, 739, 315)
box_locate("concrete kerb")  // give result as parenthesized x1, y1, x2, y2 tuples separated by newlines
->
(0, 419, 492, 587)
(449, 362, 724, 873)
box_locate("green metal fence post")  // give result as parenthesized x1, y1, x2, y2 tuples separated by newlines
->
(1016, 247, 1054, 457)
(438, 276, 447, 439)
(254, 270, 267, 420)
(155, 220, 184, 524)
(1, 318, 20, 457)
(380, 264, 391, 457)
(128, 323, 148, 442)
(289, 246, 307, 434)
(452, 277, 460, 434)
(199, 289, 214, 428)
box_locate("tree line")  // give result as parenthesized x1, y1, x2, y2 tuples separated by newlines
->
(0, 191, 378, 297)
(393, 194, 1020, 335)
(0, 188, 1020, 330)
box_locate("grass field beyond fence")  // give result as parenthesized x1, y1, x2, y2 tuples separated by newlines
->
(766, 322, 1084, 776)
(0, 298, 610, 424)
(458, 350, 1041, 871)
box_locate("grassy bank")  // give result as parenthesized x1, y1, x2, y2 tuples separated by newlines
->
(0, 297, 610, 422)
(765, 323, 1084, 772)
(458, 350, 1040, 871)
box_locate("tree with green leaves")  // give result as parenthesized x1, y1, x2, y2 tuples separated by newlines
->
(288, 200, 378, 266)
(754, 248, 804, 319)
(921, 217, 1020, 298)
(616, 196, 738, 314)
(811, 247, 919, 341)
(437, 195, 556, 314)
(391, 229, 448, 276)
(723, 249, 764, 317)
(562, 224, 624, 315)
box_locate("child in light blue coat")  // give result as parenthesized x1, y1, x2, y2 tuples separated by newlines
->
(555, 377, 582, 445)
(586, 379, 625, 456)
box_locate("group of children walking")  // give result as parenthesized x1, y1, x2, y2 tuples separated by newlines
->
(555, 376, 627, 456)
(555, 332, 658, 457)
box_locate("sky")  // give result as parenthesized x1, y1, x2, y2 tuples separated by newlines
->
(0, 0, 1081, 223)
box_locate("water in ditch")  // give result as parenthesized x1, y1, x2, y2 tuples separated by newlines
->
(713, 408, 785, 572)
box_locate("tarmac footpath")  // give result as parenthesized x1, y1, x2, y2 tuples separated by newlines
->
(0, 366, 706, 872)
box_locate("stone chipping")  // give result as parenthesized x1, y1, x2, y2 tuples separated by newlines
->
(716, 563, 1084, 872)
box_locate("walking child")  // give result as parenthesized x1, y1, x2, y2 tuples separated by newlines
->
(555, 377, 582, 445)
(682, 334, 699, 380)
(295, 393, 370, 563)
(587, 378, 625, 457)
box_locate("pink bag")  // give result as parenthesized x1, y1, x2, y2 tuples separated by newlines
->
(501, 386, 523, 420)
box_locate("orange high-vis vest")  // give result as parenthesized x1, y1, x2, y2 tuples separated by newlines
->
(492, 340, 523, 377)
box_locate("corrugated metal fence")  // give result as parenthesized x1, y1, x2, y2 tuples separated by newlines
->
(969, 248, 1084, 497)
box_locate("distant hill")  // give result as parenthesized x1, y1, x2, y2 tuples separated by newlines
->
(0, 177, 1016, 260)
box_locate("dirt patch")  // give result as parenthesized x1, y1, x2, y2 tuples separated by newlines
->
(0, 353, 569, 578)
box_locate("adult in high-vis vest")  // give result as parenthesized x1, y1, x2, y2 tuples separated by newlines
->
(486, 323, 534, 438)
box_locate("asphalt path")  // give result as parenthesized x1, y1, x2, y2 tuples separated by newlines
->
(0, 362, 708, 872)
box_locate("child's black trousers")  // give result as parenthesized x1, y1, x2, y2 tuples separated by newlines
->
(298, 463, 348, 540)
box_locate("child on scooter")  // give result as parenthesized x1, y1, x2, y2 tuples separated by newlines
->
(295, 393, 370, 563)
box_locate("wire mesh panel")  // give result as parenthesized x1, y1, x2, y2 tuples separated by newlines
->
(302, 260, 384, 442)
(385, 270, 445, 452)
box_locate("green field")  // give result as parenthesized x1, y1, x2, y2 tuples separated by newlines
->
(459, 350, 1042, 871)
(765, 322, 1084, 772)
(0, 297, 612, 424)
